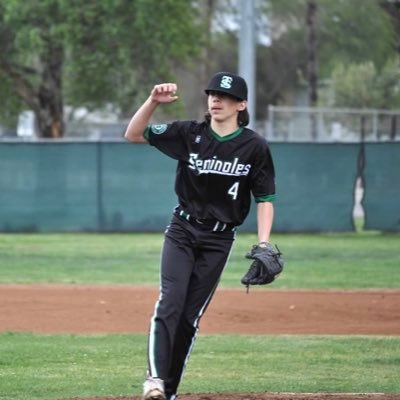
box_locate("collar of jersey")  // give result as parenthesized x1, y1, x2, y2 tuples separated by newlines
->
(209, 127, 244, 142)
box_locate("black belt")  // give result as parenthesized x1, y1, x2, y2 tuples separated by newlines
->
(174, 208, 236, 232)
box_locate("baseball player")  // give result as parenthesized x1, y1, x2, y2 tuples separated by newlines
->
(124, 72, 276, 400)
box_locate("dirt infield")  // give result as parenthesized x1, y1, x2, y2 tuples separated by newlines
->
(1, 285, 399, 335)
(1, 285, 399, 400)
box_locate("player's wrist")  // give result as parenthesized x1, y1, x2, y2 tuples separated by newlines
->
(258, 241, 270, 248)
(148, 96, 161, 105)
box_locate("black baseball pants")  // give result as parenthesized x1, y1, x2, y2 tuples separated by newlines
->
(146, 213, 235, 399)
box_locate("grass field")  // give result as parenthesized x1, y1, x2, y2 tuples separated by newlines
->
(0, 333, 399, 400)
(0, 231, 399, 399)
(0, 231, 399, 288)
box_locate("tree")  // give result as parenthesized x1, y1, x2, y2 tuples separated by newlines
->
(330, 57, 400, 109)
(255, 0, 396, 109)
(0, 1, 66, 137)
(380, 0, 400, 53)
(318, 0, 395, 74)
(0, 0, 202, 137)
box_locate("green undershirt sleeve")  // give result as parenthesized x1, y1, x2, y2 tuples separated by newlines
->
(143, 126, 150, 140)
(255, 194, 276, 203)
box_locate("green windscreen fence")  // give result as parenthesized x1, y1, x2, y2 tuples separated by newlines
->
(0, 141, 397, 232)
(363, 142, 400, 231)
(0, 142, 177, 232)
(242, 143, 359, 232)
(0, 142, 99, 231)
(100, 143, 176, 231)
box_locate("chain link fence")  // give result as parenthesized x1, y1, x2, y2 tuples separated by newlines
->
(264, 106, 400, 142)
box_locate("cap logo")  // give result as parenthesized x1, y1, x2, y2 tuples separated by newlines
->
(220, 76, 233, 89)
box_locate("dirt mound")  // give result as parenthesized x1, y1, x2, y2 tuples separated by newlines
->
(1, 285, 399, 335)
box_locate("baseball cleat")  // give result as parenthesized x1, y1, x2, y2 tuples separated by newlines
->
(143, 377, 166, 400)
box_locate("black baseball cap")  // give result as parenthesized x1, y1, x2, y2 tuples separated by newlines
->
(205, 72, 248, 101)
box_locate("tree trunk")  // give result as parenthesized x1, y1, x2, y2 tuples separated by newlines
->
(35, 40, 65, 138)
(306, 0, 318, 106)
(306, 0, 319, 140)
(199, 0, 215, 119)
(0, 36, 65, 138)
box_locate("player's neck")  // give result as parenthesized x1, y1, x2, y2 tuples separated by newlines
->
(210, 119, 239, 137)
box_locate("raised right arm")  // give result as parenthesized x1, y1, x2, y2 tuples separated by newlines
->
(124, 83, 178, 144)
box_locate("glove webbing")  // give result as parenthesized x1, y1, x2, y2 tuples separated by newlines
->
(244, 244, 282, 294)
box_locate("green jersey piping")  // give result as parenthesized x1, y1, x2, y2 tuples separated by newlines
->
(209, 127, 244, 142)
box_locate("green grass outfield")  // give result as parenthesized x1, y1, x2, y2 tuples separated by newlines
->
(0, 231, 399, 399)
(0, 333, 399, 400)
(0, 231, 399, 288)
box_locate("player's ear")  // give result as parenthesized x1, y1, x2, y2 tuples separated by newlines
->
(237, 101, 247, 112)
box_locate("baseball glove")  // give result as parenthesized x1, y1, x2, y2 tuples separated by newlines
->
(241, 242, 284, 290)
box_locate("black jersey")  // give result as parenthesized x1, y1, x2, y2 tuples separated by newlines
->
(144, 120, 275, 226)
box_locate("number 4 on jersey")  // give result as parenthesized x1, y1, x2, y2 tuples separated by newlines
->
(228, 181, 239, 200)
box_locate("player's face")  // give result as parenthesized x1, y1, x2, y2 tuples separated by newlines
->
(208, 91, 246, 124)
